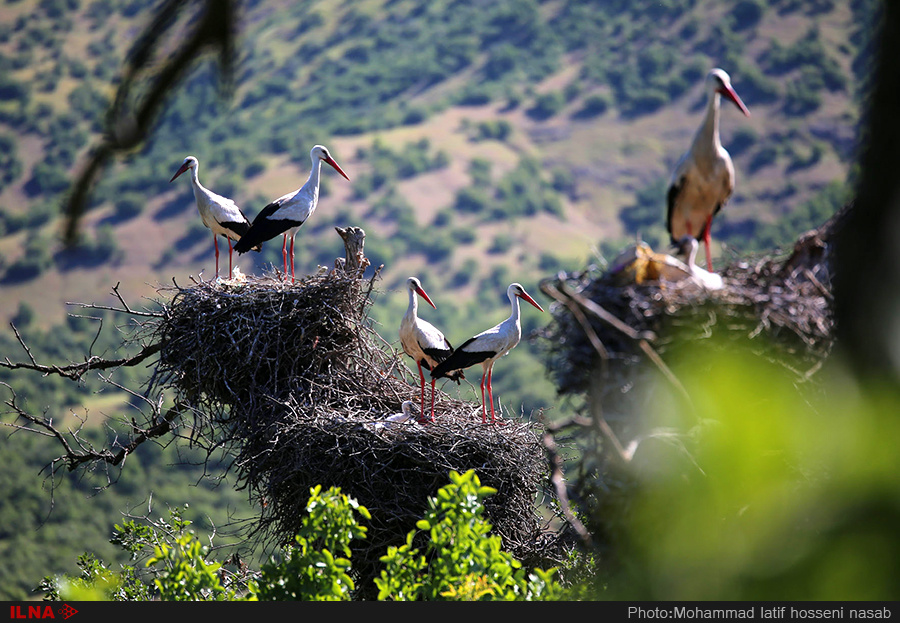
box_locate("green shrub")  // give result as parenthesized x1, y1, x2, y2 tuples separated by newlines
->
(375, 470, 562, 601)
(527, 91, 566, 120)
(252, 485, 370, 601)
(575, 93, 610, 118)
(41, 472, 561, 601)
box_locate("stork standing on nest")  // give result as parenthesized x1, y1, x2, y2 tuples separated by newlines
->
(399, 277, 462, 422)
(234, 145, 350, 281)
(667, 68, 750, 271)
(431, 283, 544, 424)
(169, 156, 260, 279)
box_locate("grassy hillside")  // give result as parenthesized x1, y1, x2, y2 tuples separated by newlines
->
(0, 0, 878, 600)
(0, 0, 872, 326)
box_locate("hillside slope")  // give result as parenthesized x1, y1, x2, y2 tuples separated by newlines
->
(0, 0, 872, 331)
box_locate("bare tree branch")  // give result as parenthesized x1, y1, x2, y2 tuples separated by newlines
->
(63, 0, 237, 246)
(1, 327, 161, 381)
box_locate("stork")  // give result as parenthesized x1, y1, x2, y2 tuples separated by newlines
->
(372, 400, 417, 433)
(430, 283, 544, 424)
(676, 235, 725, 290)
(399, 277, 463, 422)
(234, 145, 349, 281)
(169, 156, 260, 278)
(667, 68, 750, 272)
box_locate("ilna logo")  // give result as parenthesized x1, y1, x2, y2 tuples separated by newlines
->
(9, 605, 78, 620)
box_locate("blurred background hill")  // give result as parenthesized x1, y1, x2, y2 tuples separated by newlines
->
(0, 0, 877, 599)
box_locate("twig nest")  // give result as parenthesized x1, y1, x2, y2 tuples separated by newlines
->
(147, 267, 562, 594)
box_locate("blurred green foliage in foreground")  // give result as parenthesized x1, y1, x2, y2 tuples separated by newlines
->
(604, 344, 900, 600)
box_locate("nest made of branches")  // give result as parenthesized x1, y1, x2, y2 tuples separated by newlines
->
(539, 204, 848, 401)
(145, 266, 563, 594)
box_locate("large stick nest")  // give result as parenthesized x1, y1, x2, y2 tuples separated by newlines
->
(146, 266, 563, 593)
(534, 205, 849, 562)
(540, 204, 847, 400)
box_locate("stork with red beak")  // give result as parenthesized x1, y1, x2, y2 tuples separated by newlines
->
(430, 283, 544, 424)
(667, 68, 750, 271)
(169, 156, 260, 278)
(234, 145, 349, 281)
(399, 277, 463, 422)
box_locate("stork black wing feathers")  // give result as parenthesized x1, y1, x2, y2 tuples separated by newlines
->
(421, 344, 465, 383)
(234, 198, 304, 254)
(430, 340, 491, 381)
(666, 177, 684, 243)
(219, 220, 261, 251)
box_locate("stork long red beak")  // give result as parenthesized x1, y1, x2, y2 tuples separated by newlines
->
(518, 291, 544, 312)
(324, 156, 350, 181)
(169, 162, 192, 183)
(415, 285, 437, 310)
(719, 85, 750, 117)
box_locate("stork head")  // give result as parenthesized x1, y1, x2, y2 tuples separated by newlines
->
(311, 144, 350, 181)
(509, 283, 544, 312)
(407, 277, 436, 309)
(169, 156, 198, 183)
(708, 68, 750, 117)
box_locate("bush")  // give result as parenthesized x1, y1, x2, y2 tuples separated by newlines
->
(114, 194, 143, 221)
(454, 186, 490, 214)
(488, 233, 514, 254)
(375, 470, 562, 601)
(574, 93, 610, 118)
(253, 485, 369, 601)
(728, 127, 759, 157)
(749, 144, 780, 172)
(473, 119, 512, 142)
(42, 472, 562, 601)
(730, 0, 765, 31)
(527, 91, 566, 120)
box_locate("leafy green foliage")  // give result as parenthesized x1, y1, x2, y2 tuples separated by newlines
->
(601, 346, 900, 600)
(39, 553, 150, 602)
(39, 473, 559, 601)
(252, 485, 370, 601)
(146, 533, 235, 601)
(375, 470, 562, 601)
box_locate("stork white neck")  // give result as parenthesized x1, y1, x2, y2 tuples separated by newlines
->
(691, 88, 723, 167)
(506, 285, 523, 330)
(186, 161, 213, 202)
(303, 154, 325, 202)
(405, 283, 419, 320)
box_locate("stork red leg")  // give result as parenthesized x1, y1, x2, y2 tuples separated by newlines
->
(290, 235, 295, 282)
(416, 362, 427, 423)
(228, 238, 234, 278)
(487, 366, 496, 423)
(480, 370, 488, 423)
(281, 234, 288, 278)
(213, 235, 220, 278)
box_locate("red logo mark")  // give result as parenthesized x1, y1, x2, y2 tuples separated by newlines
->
(9, 605, 77, 620)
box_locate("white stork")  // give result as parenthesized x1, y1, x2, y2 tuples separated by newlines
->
(667, 68, 750, 272)
(676, 235, 725, 291)
(234, 145, 349, 281)
(372, 400, 417, 433)
(430, 283, 544, 424)
(399, 277, 463, 422)
(169, 156, 260, 278)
